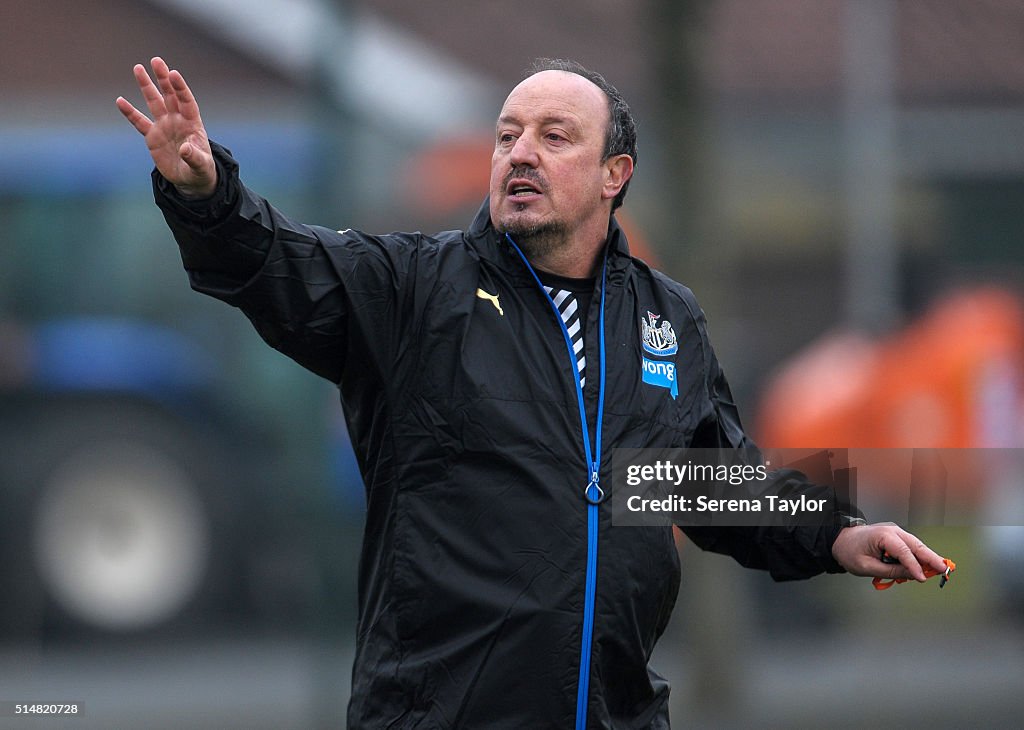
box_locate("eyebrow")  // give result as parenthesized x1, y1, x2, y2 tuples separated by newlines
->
(497, 114, 582, 133)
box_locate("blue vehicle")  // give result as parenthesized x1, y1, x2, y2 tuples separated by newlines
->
(0, 125, 364, 637)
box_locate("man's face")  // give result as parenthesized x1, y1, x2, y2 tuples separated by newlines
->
(489, 71, 614, 257)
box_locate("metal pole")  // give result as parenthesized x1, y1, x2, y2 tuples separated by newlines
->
(843, 0, 900, 331)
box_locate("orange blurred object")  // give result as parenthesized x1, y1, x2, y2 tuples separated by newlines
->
(757, 288, 1024, 450)
(872, 557, 957, 590)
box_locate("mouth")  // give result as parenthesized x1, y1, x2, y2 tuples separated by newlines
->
(506, 179, 542, 198)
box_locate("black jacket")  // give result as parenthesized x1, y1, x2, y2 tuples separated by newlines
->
(155, 143, 846, 729)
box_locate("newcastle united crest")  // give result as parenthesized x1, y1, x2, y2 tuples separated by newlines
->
(641, 311, 678, 357)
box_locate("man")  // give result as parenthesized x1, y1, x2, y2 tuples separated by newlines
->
(117, 57, 948, 729)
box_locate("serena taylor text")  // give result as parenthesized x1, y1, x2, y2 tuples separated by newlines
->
(626, 494, 828, 515)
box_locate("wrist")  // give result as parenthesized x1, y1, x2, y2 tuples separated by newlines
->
(173, 179, 217, 200)
(829, 514, 866, 572)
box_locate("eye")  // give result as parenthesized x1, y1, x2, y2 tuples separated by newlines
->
(546, 132, 566, 143)
(498, 132, 517, 145)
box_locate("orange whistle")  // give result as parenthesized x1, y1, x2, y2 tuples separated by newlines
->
(872, 556, 956, 590)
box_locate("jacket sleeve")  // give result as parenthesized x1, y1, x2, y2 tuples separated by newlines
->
(152, 141, 424, 386)
(679, 306, 852, 581)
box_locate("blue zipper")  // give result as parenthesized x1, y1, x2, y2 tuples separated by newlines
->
(505, 233, 608, 730)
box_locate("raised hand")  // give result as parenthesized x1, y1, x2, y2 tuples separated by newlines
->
(116, 57, 217, 198)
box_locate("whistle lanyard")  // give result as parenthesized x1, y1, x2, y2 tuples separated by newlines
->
(506, 233, 607, 730)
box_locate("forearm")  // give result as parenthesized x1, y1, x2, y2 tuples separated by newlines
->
(153, 141, 269, 285)
(672, 457, 846, 580)
(683, 519, 846, 581)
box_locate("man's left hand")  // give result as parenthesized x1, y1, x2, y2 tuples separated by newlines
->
(831, 522, 948, 581)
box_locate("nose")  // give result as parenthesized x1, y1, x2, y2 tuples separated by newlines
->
(509, 133, 539, 168)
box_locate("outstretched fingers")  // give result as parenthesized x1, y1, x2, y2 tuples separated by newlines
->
(117, 56, 216, 195)
(134, 62, 168, 121)
(115, 96, 152, 136)
(168, 68, 202, 123)
(152, 57, 180, 116)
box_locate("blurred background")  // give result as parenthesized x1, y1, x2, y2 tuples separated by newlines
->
(1, 0, 1022, 727)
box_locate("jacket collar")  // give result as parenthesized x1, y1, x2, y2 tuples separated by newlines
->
(469, 197, 632, 279)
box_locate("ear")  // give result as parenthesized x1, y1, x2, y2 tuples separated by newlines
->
(601, 154, 634, 202)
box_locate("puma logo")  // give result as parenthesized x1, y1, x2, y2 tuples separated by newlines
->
(475, 288, 504, 316)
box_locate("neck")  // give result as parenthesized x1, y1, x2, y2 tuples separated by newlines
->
(515, 221, 609, 278)
(529, 242, 601, 278)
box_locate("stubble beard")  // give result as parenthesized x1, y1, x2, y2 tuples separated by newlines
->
(499, 210, 569, 261)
